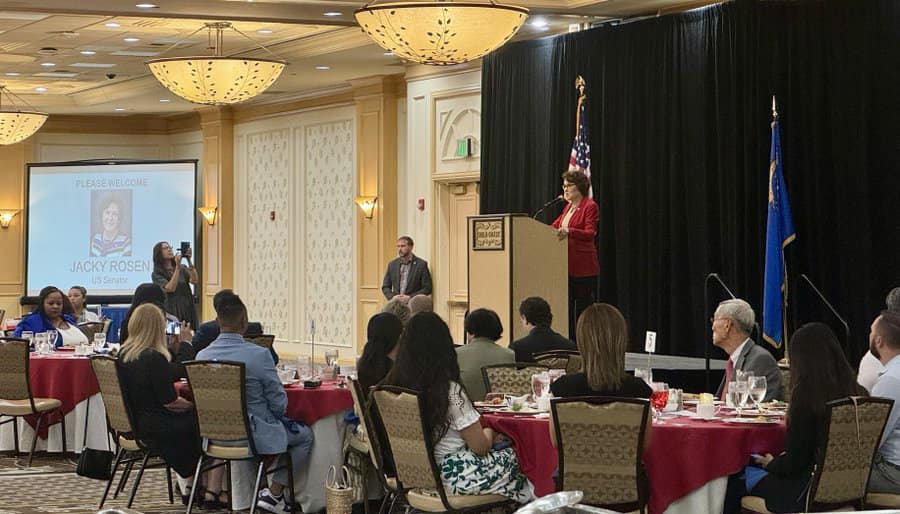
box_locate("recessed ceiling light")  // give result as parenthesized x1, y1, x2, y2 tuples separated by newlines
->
(256, 29, 273, 34)
(71, 62, 117, 68)
(123, 37, 141, 43)
(105, 22, 121, 28)
(159, 99, 171, 102)
(529, 17, 549, 29)
(35, 86, 48, 92)
(323, 11, 342, 17)
(135, 3, 157, 8)
(40, 62, 56, 67)
(5, 72, 20, 76)
(80, 50, 96, 55)
(115, 107, 126, 111)
(315, 65, 330, 70)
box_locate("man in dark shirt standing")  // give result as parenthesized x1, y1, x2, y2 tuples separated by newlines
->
(509, 297, 576, 362)
(381, 236, 432, 303)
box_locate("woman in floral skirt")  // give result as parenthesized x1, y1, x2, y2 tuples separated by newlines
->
(383, 312, 535, 503)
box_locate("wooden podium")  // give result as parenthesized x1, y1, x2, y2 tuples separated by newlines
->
(467, 214, 568, 345)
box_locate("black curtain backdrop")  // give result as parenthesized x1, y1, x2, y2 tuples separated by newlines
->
(481, 0, 900, 363)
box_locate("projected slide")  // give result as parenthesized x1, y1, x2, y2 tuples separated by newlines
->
(27, 161, 197, 297)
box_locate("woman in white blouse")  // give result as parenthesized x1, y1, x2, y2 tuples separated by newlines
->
(68, 286, 101, 323)
(382, 312, 535, 502)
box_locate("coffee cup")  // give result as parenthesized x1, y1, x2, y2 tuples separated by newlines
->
(697, 403, 716, 419)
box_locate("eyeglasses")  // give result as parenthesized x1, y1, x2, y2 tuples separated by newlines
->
(562, 183, 576, 190)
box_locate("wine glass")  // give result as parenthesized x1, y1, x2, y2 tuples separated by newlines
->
(325, 348, 339, 367)
(531, 373, 550, 399)
(47, 330, 59, 349)
(728, 380, 749, 416)
(748, 376, 767, 411)
(93, 333, 107, 352)
(651, 382, 669, 423)
(21, 331, 34, 350)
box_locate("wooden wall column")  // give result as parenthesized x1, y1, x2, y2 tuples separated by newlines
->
(353, 76, 400, 348)
(0, 141, 32, 319)
(199, 107, 234, 321)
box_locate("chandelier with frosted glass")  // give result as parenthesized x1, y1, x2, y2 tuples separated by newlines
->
(355, 1, 529, 66)
(0, 85, 48, 145)
(146, 22, 286, 105)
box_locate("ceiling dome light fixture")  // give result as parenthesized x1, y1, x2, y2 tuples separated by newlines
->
(146, 21, 287, 105)
(354, 1, 529, 66)
(0, 85, 48, 145)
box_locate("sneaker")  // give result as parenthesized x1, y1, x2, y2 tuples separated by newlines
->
(257, 488, 286, 513)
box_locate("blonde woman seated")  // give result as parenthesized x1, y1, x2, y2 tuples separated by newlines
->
(549, 303, 652, 446)
(118, 303, 200, 497)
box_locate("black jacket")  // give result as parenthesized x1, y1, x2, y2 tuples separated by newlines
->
(509, 325, 577, 363)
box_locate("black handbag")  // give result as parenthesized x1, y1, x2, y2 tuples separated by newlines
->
(75, 398, 114, 480)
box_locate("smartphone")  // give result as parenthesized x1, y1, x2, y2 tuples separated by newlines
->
(165, 320, 181, 336)
(180, 241, 190, 254)
(491, 439, 513, 451)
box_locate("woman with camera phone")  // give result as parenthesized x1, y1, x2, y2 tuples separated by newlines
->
(152, 241, 199, 329)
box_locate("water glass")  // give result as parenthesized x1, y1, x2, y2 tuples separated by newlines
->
(21, 331, 34, 350)
(47, 330, 59, 349)
(748, 376, 767, 410)
(531, 372, 550, 399)
(93, 333, 107, 352)
(34, 332, 48, 355)
(324, 348, 339, 367)
(297, 355, 314, 379)
(728, 380, 750, 415)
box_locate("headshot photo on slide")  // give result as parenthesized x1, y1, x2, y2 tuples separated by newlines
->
(90, 189, 133, 257)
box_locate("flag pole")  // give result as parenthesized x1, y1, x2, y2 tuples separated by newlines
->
(772, 94, 789, 361)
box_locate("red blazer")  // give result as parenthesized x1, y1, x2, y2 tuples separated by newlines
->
(552, 196, 600, 277)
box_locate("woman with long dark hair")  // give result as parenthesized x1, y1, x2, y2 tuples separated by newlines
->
(151, 241, 198, 329)
(383, 312, 534, 502)
(741, 322, 863, 512)
(357, 312, 403, 392)
(14, 286, 87, 347)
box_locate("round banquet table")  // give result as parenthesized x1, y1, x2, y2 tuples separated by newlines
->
(175, 379, 353, 512)
(481, 412, 786, 514)
(0, 352, 108, 453)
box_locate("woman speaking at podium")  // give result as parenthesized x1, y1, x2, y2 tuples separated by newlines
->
(551, 170, 599, 338)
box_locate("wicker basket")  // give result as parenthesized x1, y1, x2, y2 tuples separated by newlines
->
(326, 465, 354, 514)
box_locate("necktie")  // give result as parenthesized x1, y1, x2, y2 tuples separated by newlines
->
(721, 359, 734, 401)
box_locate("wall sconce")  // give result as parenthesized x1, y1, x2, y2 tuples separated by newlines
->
(198, 206, 218, 226)
(0, 209, 19, 229)
(355, 196, 378, 219)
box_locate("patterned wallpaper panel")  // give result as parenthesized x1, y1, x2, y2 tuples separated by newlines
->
(304, 120, 355, 349)
(245, 129, 292, 337)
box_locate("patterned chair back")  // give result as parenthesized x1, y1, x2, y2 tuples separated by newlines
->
(77, 322, 107, 342)
(551, 396, 650, 510)
(184, 360, 253, 448)
(482, 363, 551, 396)
(245, 334, 276, 350)
(0, 338, 34, 404)
(90, 355, 135, 435)
(534, 351, 583, 374)
(372, 386, 439, 492)
(350, 378, 388, 474)
(807, 397, 893, 510)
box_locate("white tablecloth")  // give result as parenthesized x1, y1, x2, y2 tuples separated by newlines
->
(0, 393, 109, 453)
(663, 477, 727, 514)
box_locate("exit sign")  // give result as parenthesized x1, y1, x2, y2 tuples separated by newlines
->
(456, 138, 472, 157)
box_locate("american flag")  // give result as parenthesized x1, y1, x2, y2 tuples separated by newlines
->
(568, 94, 592, 197)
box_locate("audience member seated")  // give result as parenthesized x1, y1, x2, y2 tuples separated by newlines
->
(120, 283, 195, 380)
(196, 294, 313, 514)
(456, 308, 515, 401)
(67, 285, 101, 323)
(381, 297, 410, 326)
(712, 299, 783, 401)
(867, 310, 900, 494)
(118, 304, 201, 487)
(14, 286, 88, 347)
(408, 294, 433, 317)
(509, 297, 576, 363)
(727, 323, 862, 513)
(356, 312, 403, 392)
(191, 289, 272, 361)
(382, 312, 535, 502)
(859, 288, 899, 392)
(550, 303, 650, 400)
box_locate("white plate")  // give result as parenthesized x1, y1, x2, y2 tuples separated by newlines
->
(281, 379, 299, 386)
(684, 399, 724, 406)
(722, 417, 781, 424)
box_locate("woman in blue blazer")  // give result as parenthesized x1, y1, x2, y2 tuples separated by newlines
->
(14, 286, 86, 347)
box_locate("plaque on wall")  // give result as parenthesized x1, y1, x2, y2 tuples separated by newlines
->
(472, 218, 504, 251)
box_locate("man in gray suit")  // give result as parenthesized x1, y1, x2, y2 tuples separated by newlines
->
(381, 236, 432, 302)
(197, 294, 313, 513)
(712, 298, 784, 401)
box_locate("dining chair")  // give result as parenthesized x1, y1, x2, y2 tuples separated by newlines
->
(245, 334, 276, 351)
(551, 396, 650, 514)
(481, 363, 551, 397)
(77, 321, 107, 343)
(184, 360, 296, 514)
(371, 385, 514, 513)
(0, 337, 67, 466)
(533, 350, 582, 374)
(742, 396, 893, 513)
(349, 378, 404, 514)
(89, 355, 174, 508)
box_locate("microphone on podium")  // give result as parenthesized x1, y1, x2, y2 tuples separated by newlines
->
(706, 273, 736, 299)
(532, 195, 565, 220)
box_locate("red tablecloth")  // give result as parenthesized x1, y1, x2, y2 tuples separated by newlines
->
(28, 353, 100, 437)
(175, 380, 353, 425)
(481, 413, 786, 514)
